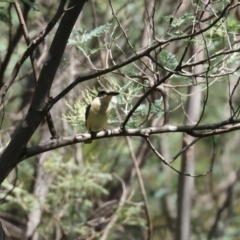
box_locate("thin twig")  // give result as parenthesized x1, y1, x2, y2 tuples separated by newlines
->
(163, 0, 183, 38)
(0, 0, 67, 106)
(207, 185, 233, 240)
(125, 136, 152, 240)
(192, 11, 211, 129)
(0, 166, 18, 203)
(170, 137, 201, 163)
(100, 173, 128, 240)
(229, 76, 240, 117)
(157, 86, 169, 125)
(145, 137, 214, 177)
(121, 72, 173, 129)
(13, 0, 59, 139)
(51, 1, 233, 107)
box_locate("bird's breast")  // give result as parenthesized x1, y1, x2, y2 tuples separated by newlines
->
(86, 99, 111, 132)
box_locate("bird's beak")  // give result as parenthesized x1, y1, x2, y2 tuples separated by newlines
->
(106, 91, 120, 96)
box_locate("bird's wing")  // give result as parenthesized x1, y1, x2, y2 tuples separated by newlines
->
(85, 104, 91, 127)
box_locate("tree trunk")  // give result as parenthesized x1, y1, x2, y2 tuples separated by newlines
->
(175, 47, 203, 239)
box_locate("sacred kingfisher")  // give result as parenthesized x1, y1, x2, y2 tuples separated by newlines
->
(85, 90, 119, 135)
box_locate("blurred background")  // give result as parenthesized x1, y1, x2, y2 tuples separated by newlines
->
(0, 0, 240, 239)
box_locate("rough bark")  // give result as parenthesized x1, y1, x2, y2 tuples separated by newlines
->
(0, 0, 87, 184)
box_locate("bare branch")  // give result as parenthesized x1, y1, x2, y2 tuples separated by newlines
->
(145, 137, 214, 177)
(13, 0, 58, 139)
(0, 0, 67, 107)
(125, 136, 152, 240)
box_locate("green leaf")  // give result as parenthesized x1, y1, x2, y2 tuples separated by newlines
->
(0, 10, 11, 26)
(80, 22, 112, 43)
(158, 50, 178, 70)
(21, 0, 39, 11)
(227, 17, 240, 32)
(68, 22, 112, 55)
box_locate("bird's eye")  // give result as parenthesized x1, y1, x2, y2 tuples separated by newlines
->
(97, 90, 107, 97)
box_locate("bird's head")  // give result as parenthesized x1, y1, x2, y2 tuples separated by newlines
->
(97, 90, 119, 98)
(96, 90, 119, 103)
(95, 90, 119, 108)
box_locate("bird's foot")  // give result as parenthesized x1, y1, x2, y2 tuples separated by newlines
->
(84, 131, 98, 144)
(120, 123, 126, 132)
(103, 128, 109, 134)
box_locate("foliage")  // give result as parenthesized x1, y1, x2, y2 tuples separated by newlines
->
(63, 80, 164, 131)
(0, 7, 11, 26)
(21, 0, 39, 11)
(68, 22, 112, 55)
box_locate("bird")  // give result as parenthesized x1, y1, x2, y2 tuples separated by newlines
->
(85, 90, 119, 142)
